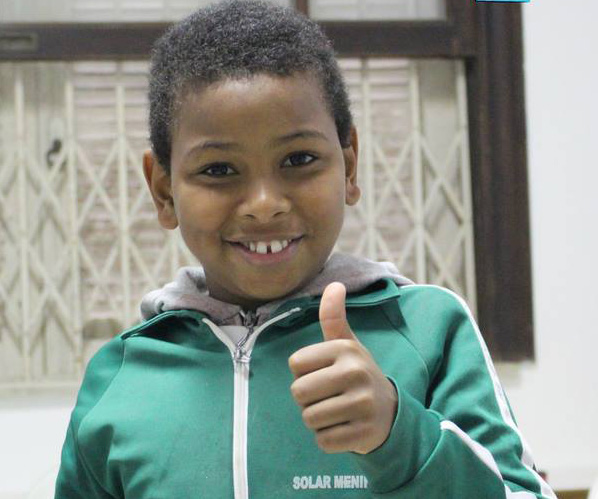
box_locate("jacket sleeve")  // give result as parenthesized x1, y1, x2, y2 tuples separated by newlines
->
(54, 337, 124, 499)
(353, 286, 556, 498)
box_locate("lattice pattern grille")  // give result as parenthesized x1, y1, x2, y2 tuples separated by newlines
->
(0, 59, 475, 387)
(338, 60, 476, 301)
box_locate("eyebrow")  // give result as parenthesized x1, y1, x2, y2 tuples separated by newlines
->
(187, 129, 329, 155)
(271, 129, 329, 145)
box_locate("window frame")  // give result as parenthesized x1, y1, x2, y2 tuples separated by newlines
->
(0, 0, 533, 360)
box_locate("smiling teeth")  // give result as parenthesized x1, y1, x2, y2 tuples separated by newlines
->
(245, 239, 291, 254)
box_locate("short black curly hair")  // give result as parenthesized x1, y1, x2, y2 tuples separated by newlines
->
(148, 0, 353, 173)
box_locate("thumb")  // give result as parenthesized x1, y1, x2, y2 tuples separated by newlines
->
(319, 282, 356, 342)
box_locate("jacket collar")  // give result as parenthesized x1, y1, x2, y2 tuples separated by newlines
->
(269, 277, 404, 328)
(139, 252, 412, 328)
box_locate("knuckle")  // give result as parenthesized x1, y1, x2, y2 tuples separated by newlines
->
(344, 421, 366, 453)
(338, 338, 359, 354)
(288, 354, 300, 373)
(290, 382, 306, 404)
(355, 392, 375, 418)
(343, 361, 369, 385)
(346, 339, 362, 353)
(316, 432, 334, 452)
(301, 408, 317, 429)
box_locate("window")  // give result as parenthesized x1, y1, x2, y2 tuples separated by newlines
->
(0, 0, 532, 387)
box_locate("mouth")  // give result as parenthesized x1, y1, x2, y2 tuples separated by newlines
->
(228, 236, 303, 265)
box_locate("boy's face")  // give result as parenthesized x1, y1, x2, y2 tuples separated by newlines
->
(144, 72, 360, 310)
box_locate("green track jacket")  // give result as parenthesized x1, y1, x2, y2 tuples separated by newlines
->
(55, 255, 555, 498)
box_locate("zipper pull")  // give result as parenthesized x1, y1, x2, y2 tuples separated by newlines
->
(241, 310, 257, 328)
(235, 310, 258, 363)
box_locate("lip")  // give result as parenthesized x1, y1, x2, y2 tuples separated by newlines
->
(227, 235, 303, 244)
(229, 237, 303, 266)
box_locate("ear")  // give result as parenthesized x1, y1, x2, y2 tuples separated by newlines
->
(342, 125, 361, 206)
(142, 150, 178, 230)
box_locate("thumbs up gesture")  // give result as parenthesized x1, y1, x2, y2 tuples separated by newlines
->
(288, 282, 398, 455)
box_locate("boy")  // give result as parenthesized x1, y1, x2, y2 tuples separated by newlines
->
(55, 1, 556, 498)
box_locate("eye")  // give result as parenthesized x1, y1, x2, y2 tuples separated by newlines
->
(283, 152, 317, 168)
(200, 162, 235, 177)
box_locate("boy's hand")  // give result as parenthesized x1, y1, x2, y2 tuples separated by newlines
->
(288, 282, 398, 455)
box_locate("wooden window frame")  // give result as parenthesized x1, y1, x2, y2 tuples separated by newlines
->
(0, 0, 533, 360)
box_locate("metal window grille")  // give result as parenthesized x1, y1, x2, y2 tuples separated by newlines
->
(0, 58, 475, 388)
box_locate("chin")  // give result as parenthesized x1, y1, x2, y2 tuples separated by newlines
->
(240, 283, 297, 304)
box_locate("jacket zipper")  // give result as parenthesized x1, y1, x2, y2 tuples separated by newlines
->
(201, 307, 301, 499)
(232, 310, 257, 499)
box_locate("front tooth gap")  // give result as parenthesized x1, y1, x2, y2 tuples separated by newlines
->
(247, 240, 290, 254)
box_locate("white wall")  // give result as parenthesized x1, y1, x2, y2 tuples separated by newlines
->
(0, 391, 75, 498)
(1, 0, 597, 496)
(495, 0, 598, 491)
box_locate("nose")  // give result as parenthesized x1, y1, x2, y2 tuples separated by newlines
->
(238, 177, 291, 222)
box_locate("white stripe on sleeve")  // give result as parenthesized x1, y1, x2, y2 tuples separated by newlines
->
(441, 420, 536, 499)
(404, 285, 556, 499)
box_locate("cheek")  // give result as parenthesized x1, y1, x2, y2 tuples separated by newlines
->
(174, 185, 231, 234)
(320, 169, 346, 208)
(300, 173, 346, 227)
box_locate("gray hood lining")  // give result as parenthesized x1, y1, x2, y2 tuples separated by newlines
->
(140, 252, 412, 327)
